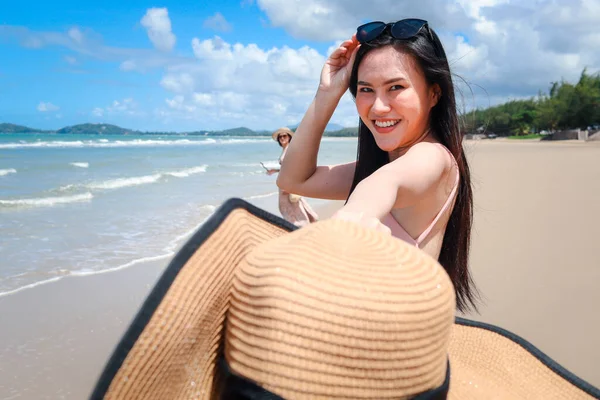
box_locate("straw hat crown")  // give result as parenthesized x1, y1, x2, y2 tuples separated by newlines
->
(225, 218, 456, 399)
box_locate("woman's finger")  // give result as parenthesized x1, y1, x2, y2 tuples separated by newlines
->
(330, 36, 354, 58)
(343, 42, 360, 71)
(329, 46, 348, 60)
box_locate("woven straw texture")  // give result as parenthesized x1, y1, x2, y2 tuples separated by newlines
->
(448, 324, 597, 399)
(103, 209, 288, 399)
(102, 213, 455, 399)
(226, 216, 455, 399)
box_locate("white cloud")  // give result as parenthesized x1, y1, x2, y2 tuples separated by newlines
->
(37, 102, 60, 112)
(92, 98, 143, 117)
(254, 0, 352, 41)
(64, 55, 77, 65)
(0, 25, 183, 73)
(166, 95, 197, 113)
(68, 27, 84, 44)
(120, 60, 137, 71)
(203, 12, 233, 32)
(193, 93, 215, 106)
(254, 0, 473, 42)
(154, 35, 348, 128)
(108, 98, 137, 113)
(141, 8, 176, 52)
(251, 0, 600, 111)
(191, 36, 235, 61)
(443, 0, 600, 110)
(160, 71, 196, 93)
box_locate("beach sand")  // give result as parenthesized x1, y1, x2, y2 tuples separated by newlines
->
(0, 260, 166, 400)
(0, 139, 599, 398)
(461, 140, 600, 388)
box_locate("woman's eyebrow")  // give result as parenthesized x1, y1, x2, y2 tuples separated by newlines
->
(357, 77, 407, 86)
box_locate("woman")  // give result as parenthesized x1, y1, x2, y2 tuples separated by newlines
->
(266, 127, 319, 227)
(277, 19, 478, 312)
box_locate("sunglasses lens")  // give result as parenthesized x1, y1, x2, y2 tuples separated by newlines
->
(356, 22, 386, 43)
(390, 19, 427, 39)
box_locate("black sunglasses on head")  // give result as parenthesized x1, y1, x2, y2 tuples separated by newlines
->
(356, 19, 430, 44)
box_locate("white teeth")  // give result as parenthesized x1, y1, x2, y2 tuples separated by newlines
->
(374, 120, 400, 128)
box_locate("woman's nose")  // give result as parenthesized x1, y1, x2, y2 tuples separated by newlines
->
(371, 95, 391, 114)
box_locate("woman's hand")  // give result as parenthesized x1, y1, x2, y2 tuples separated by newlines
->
(330, 209, 391, 235)
(266, 169, 278, 176)
(319, 35, 360, 97)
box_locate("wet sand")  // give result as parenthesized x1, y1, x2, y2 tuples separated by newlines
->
(0, 260, 165, 399)
(0, 139, 599, 398)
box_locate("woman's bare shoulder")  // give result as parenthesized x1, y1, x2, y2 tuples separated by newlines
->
(388, 142, 452, 177)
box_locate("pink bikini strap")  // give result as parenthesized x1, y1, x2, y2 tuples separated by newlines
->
(415, 144, 460, 245)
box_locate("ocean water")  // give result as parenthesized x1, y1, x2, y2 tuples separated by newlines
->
(0, 133, 357, 296)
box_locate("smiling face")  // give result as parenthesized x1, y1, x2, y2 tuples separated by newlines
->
(355, 46, 439, 155)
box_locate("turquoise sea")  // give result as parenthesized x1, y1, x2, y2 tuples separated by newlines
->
(0, 133, 357, 296)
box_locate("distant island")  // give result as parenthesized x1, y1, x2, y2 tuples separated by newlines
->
(0, 122, 359, 137)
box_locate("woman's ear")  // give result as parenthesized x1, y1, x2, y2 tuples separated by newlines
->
(430, 83, 441, 108)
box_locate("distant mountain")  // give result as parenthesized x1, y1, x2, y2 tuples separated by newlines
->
(56, 123, 139, 135)
(325, 123, 345, 132)
(0, 122, 359, 137)
(201, 127, 264, 136)
(0, 123, 48, 133)
(325, 127, 358, 137)
(287, 122, 346, 132)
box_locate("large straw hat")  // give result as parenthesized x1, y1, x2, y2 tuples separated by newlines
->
(272, 127, 294, 141)
(90, 199, 600, 400)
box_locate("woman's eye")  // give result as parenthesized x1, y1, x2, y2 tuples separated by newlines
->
(390, 85, 405, 91)
(358, 87, 373, 93)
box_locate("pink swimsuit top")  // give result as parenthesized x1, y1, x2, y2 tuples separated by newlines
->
(381, 144, 459, 248)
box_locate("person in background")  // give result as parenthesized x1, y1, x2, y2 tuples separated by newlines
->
(265, 127, 319, 227)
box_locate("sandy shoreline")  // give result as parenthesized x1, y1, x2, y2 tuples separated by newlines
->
(1, 139, 599, 398)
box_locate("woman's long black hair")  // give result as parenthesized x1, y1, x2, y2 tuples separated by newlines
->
(347, 25, 478, 312)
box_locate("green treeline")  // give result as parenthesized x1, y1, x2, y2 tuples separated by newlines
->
(462, 69, 600, 136)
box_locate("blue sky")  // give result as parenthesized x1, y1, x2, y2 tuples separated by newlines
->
(1, 0, 598, 132)
(1, 0, 323, 131)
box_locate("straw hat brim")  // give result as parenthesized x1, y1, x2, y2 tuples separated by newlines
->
(90, 198, 600, 400)
(448, 317, 600, 399)
(272, 128, 293, 141)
